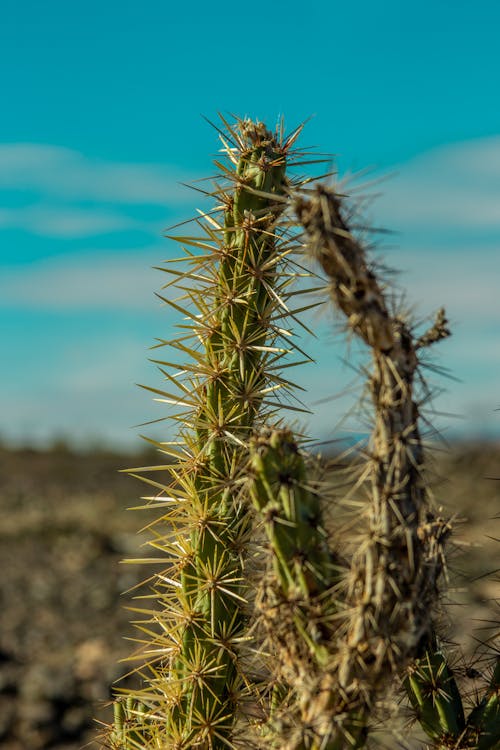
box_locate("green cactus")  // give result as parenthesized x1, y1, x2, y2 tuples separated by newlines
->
(465, 656, 500, 750)
(404, 637, 466, 743)
(249, 428, 334, 604)
(107, 118, 499, 750)
(110, 698, 150, 750)
(108, 118, 315, 749)
(248, 428, 365, 749)
(405, 647, 500, 749)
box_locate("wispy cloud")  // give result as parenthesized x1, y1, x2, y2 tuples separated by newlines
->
(2, 136, 500, 445)
(381, 246, 500, 322)
(372, 135, 500, 230)
(0, 142, 200, 240)
(0, 250, 166, 310)
(1, 234, 498, 327)
(0, 205, 138, 238)
(0, 143, 198, 204)
(3, 135, 500, 241)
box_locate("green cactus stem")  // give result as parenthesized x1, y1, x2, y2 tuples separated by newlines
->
(404, 637, 465, 744)
(248, 428, 365, 749)
(110, 698, 150, 750)
(110, 118, 314, 750)
(464, 655, 500, 749)
(404, 645, 500, 749)
(249, 428, 334, 603)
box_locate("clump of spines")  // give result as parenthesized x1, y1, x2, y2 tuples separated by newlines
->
(107, 118, 315, 750)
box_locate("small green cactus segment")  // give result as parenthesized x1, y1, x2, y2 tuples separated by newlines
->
(405, 646, 500, 750)
(248, 428, 364, 750)
(463, 656, 500, 750)
(110, 698, 150, 749)
(112, 119, 312, 749)
(249, 428, 333, 604)
(404, 641, 465, 744)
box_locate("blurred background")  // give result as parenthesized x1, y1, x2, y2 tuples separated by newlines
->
(1, 1, 499, 748)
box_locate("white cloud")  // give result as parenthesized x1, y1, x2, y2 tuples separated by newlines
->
(0, 142, 201, 239)
(2, 249, 499, 447)
(364, 135, 500, 230)
(2, 135, 500, 445)
(0, 143, 198, 204)
(0, 204, 138, 238)
(2, 237, 498, 328)
(380, 246, 500, 322)
(0, 250, 169, 310)
(427, 136, 500, 178)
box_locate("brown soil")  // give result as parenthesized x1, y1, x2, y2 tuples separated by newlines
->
(0, 442, 498, 749)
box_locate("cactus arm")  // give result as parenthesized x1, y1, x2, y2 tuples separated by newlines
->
(293, 185, 457, 750)
(249, 428, 334, 603)
(463, 656, 500, 750)
(168, 121, 291, 744)
(296, 186, 451, 693)
(110, 698, 150, 750)
(404, 650, 500, 750)
(404, 640, 465, 743)
(248, 428, 365, 749)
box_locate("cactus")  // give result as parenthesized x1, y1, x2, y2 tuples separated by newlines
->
(248, 428, 365, 749)
(405, 645, 500, 749)
(464, 656, 500, 750)
(110, 698, 150, 750)
(106, 117, 317, 749)
(106, 118, 499, 750)
(294, 183, 499, 748)
(404, 635, 466, 742)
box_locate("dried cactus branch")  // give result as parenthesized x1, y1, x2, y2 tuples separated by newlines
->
(296, 183, 451, 697)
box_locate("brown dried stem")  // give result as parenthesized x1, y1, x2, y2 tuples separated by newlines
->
(295, 184, 451, 701)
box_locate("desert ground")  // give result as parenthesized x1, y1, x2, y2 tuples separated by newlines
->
(0, 440, 498, 749)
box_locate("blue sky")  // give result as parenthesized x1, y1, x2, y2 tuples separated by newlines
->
(2, 1, 500, 448)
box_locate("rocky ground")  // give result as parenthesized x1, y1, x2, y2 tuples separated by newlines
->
(0, 441, 498, 749)
(0, 444, 157, 750)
